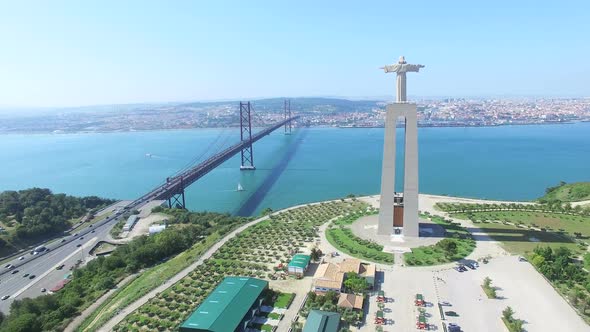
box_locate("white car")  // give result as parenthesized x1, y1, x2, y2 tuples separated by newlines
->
(1, 295, 10, 300)
(18, 256, 24, 260)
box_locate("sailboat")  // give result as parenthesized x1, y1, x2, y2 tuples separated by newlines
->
(237, 183, 244, 192)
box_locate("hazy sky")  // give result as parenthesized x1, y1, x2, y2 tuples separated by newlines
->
(0, 1, 589, 107)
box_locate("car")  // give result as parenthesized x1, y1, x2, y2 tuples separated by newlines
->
(518, 256, 528, 262)
(473, 261, 479, 268)
(18, 256, 24, 261)
(465, 263, 476, 270)
(454, 266, 463, 272)
(89, 224, 93, 227)
(61, 239, 67, 243)
(439, 301, 452, 306)
(79, 236, 84, 240)
(91, 230, 95, 233)
(445, 311, 459, 317)
(56, 264, 65, 270)
(448, 323, 461, 332)
(1, 295, 9, 300)
(41, 288, 46, 293)
(11, 270, 19, 274)
(4, 264, 11, 269)
(29, 275, 35, 279)
(76, 244, 82, 248)
(22, 273, 29, 278)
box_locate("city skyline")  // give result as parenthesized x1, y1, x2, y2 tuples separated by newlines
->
(1, 1, 589, 108)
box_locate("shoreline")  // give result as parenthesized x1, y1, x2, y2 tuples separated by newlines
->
(0, 120, 588, 135)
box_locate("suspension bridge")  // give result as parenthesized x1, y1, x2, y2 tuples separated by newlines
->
(128, 99, 297, 210)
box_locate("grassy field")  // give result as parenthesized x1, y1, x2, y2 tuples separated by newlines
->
(453, 210, 590, 237)
(539, 182, 590, 202)
(404, 215, 476, 266)
(274, 293, 295, 309)
(471, 221, 582, 255)
(451, 210, 588, 255)
(77, 232, 223, 332)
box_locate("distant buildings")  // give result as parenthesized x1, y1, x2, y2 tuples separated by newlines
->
(2, 98, 588, 133)
(179, 277, 268, 332)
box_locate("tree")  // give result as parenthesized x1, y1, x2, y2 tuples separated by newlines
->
(343, 272, 368, 294)
(310, 247, 322, 262)
(436, 239, 458, 258)
(502, 306, 514, 322)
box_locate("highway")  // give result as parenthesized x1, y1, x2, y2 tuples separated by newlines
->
(0, 202, 127, 313)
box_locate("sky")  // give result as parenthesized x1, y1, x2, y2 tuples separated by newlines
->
(0, 0, 589, 108)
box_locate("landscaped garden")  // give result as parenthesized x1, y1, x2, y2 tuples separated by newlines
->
(325, 207, 394, 264)
(403, 214, 476, 266)
(438, 202, 590, 256)
(112, 200, 368, 331)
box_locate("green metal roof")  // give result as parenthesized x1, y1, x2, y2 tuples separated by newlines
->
(180, 276, 268, 332)
(288, 254, 311, 269)
(303, 310, 340, 332)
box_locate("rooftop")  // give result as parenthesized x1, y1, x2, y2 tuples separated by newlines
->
(288, 254, 311, 269)
(180, 276, 268, 332)
(303, 310, 341, 332)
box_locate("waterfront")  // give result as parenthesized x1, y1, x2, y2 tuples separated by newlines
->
(0, 122, 589, 216)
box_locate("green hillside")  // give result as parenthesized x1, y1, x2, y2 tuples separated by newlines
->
(539, 182, 590, 203)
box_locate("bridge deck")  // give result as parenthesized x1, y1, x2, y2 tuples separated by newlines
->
(127, 116, 299, 209)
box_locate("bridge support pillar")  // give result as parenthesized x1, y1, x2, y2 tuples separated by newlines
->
(167, 177, 186, 209)
(240, 101, 256, 170)
(284, 99, 292, 135)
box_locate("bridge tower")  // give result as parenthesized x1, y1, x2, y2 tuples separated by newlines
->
(167, 176, 186, 209)
(240, 101, 255, 170)
(284, 99, 292, 134)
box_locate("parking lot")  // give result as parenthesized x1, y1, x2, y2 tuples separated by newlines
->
(363, 255, 588, 332)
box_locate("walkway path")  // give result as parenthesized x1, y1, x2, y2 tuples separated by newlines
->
(65, 274, 137, 332)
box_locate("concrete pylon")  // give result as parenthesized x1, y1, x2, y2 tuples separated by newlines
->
(377, 103, 419, 237)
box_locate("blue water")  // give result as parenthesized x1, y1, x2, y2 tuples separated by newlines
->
(0, 123, 588, 216)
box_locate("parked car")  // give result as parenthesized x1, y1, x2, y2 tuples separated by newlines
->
(1, 295, 9, 300)
(22, 273, 29, 278)
(41, 288, 46, 293)
(11, 270, 19, 274)
(445, 311, 459, 317)
(29, 275, 36, 279)
(466, 263, 477, 270)
(79, 237, 84, 240)
(76, 244, 82, 248)
(61, 239, 67, 243)
(18, 256, 24, 261)
(91, 230, 95, 233)
(518, 256, 528, 262)
(439, 301, 452, 306)
(4, 264, 11, 269)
